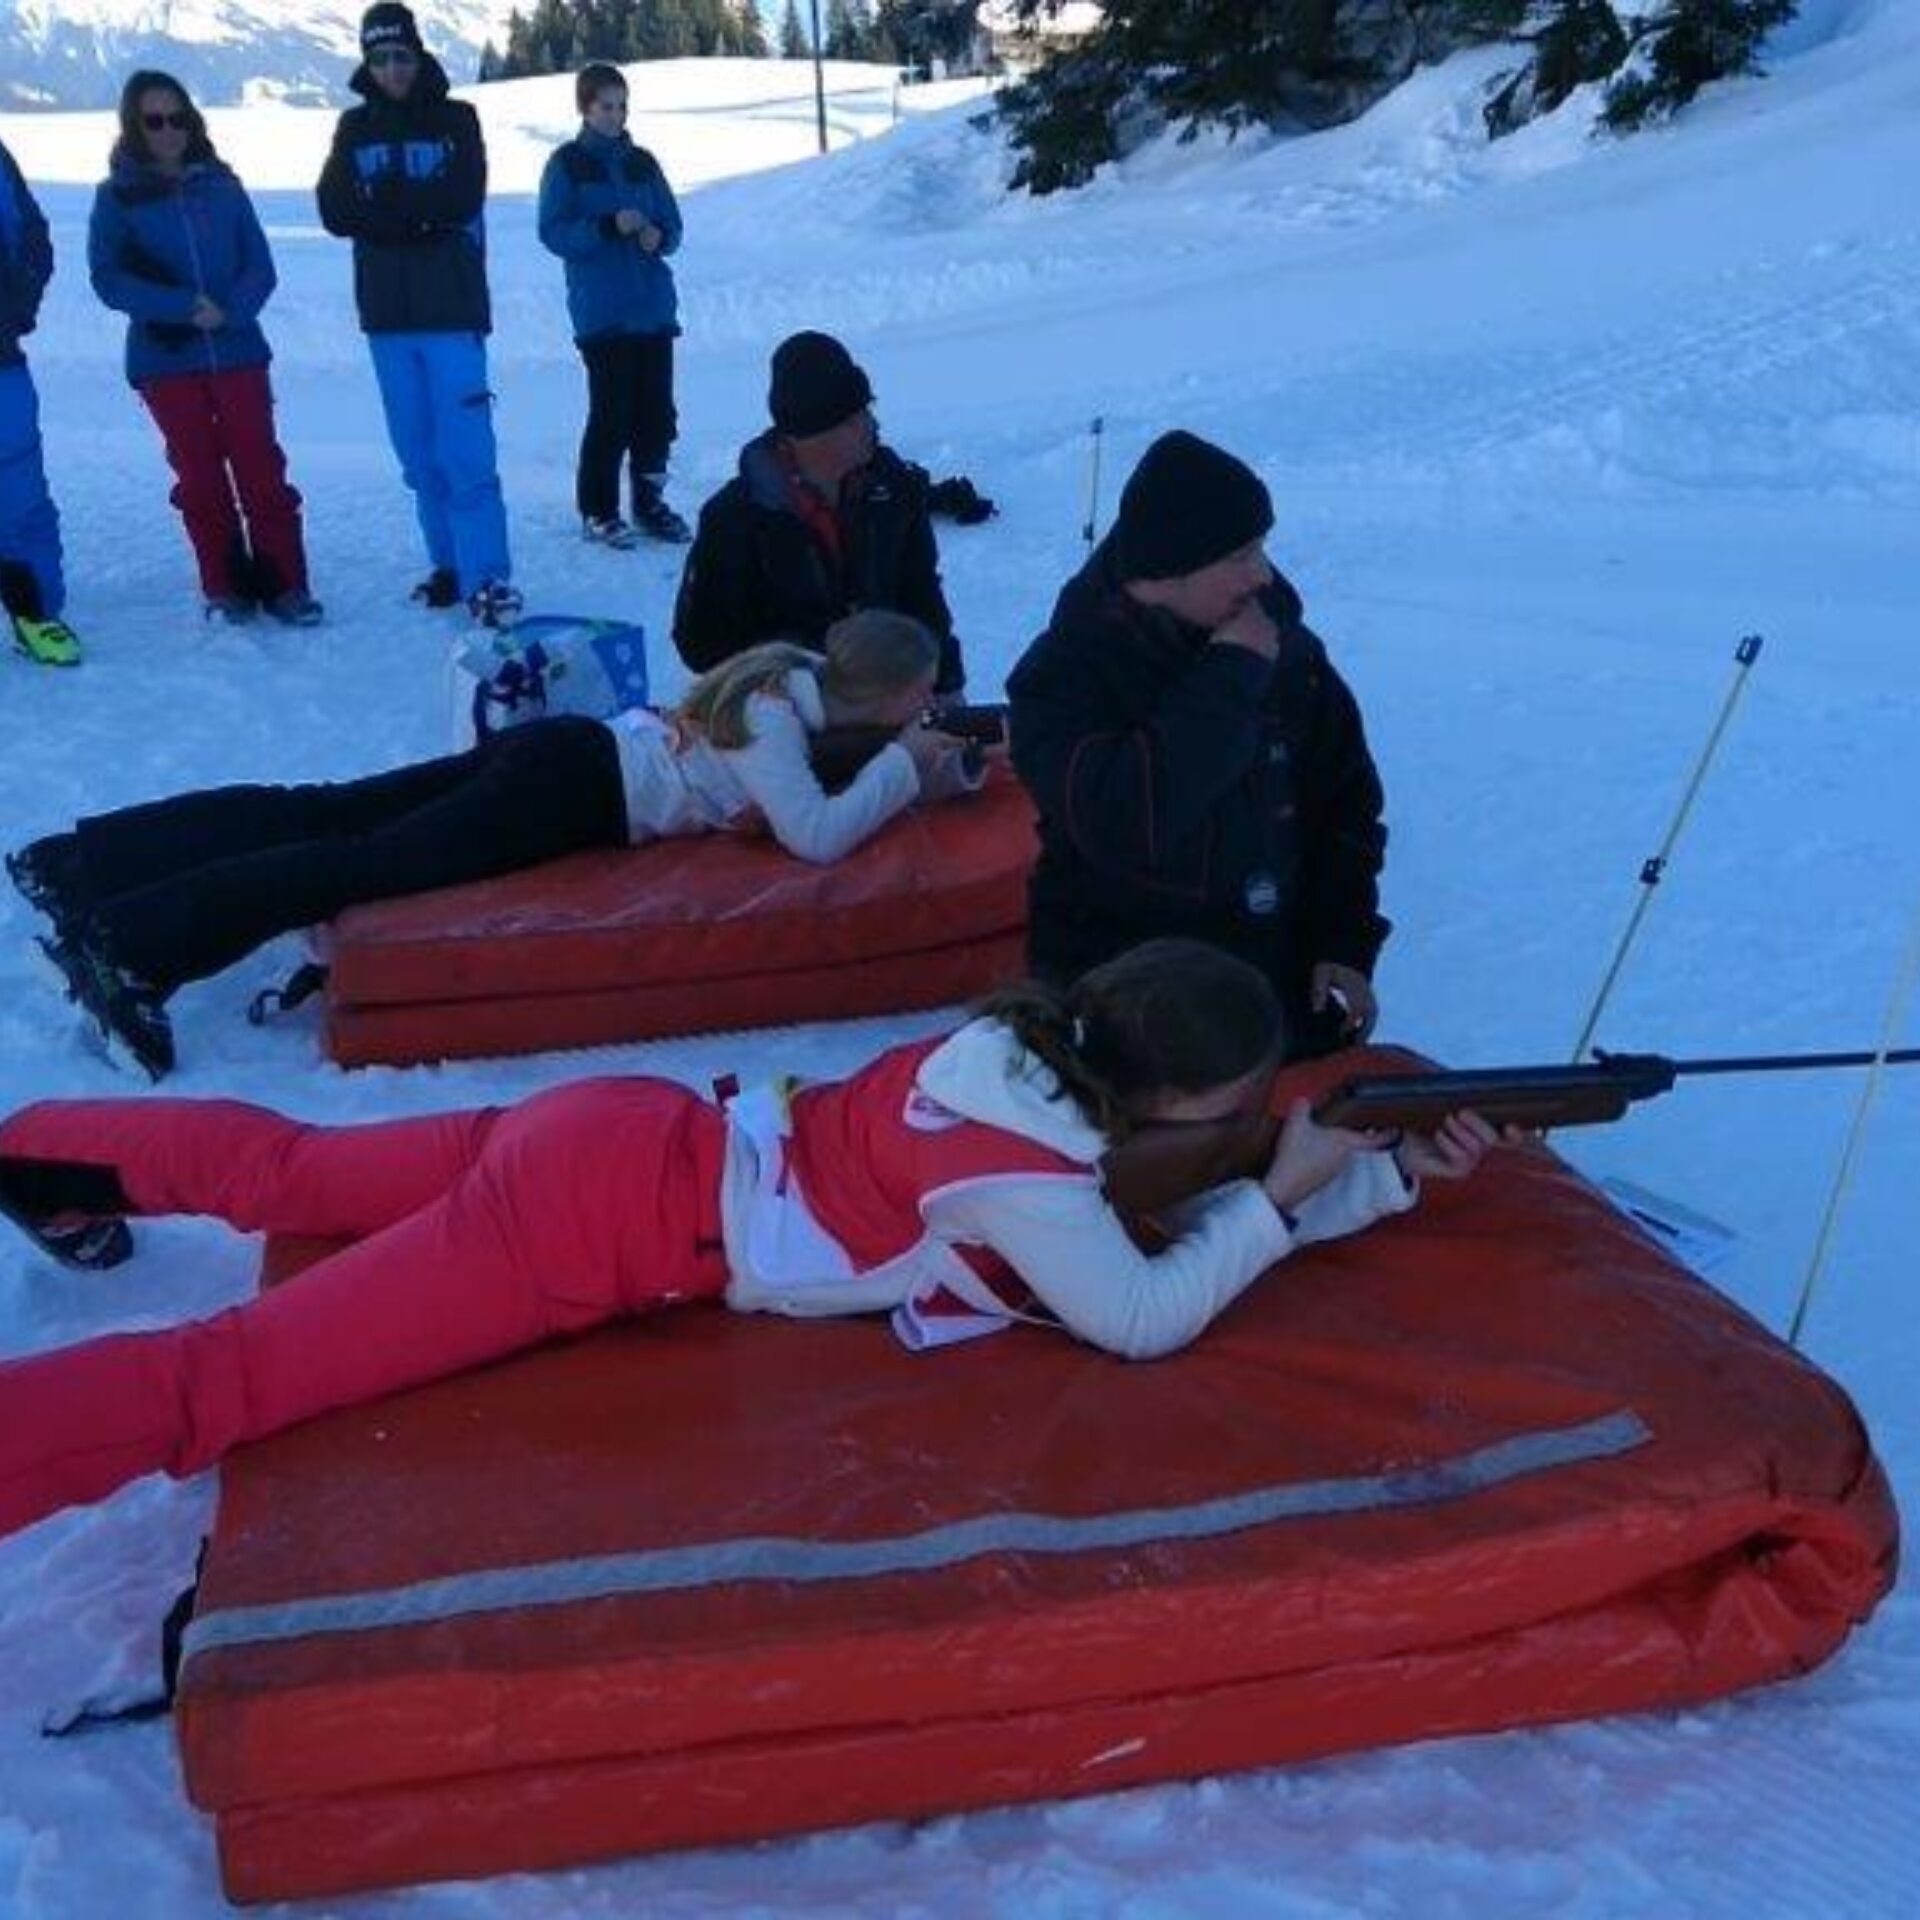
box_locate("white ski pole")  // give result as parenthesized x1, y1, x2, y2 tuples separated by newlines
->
(1787, 888, 1920, 1348)
(1081, 416, 1105, 547)
(1571, 634, 1764, 1062)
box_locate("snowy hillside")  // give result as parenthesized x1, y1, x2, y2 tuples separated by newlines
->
(2, 4, 1917, 1915)
(0, 0, 501, 110)
(0, 57, 986, 194)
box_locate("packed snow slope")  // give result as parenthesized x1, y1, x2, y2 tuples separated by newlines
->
(3, 5, 1917, 1914)
(0, 57, 989, 194)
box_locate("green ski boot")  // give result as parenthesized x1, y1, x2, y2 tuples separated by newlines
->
(10, 611, 82, 667)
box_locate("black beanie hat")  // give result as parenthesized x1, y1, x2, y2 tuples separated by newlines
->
(1112, 431, 1274, 581)
(360, 3, 424, 55)
(768, 332, 874, 438)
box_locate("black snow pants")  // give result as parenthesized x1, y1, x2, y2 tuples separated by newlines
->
(76, 716, 628, 993)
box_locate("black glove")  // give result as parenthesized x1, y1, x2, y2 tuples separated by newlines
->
(927, 475, 998, 526)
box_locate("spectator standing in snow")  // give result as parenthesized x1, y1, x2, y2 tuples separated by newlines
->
(1008, 430, 1389, 1055)
(88, 72, 323, 628)
(673, 330, 966, 694)
(538, 62, 690, 549)
(316, 3, 518, 627)
(0, 138, 78, 666)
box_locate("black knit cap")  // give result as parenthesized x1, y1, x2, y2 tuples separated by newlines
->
(1112, 431, 1274, 581)
(768, 331, 874, 438)
(360, 3, 424, 55)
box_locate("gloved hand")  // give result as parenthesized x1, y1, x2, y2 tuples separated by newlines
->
(927, 475, 998, 525)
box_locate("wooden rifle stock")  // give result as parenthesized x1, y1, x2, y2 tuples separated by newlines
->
(1100, 1111, 1281, 1224)
(808, 703, 1010, 795)
(1099, 1057, 1685, 1222)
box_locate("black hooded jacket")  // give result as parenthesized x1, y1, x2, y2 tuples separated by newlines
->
(315, 53, 490, 334)
(672, 431, 964, 694)
(1006, 541, 1389, 1004)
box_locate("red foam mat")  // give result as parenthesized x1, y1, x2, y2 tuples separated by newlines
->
(174, 1096, 1898, 1903)
(320, 768, 1035, 1064)
(323, 932, 1028, 1068)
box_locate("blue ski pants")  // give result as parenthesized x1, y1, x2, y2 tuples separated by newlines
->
(367, 331, 511, 597)
(0, 362, 64, 620)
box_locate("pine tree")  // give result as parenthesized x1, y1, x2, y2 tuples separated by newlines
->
(817, 0, 879, 62)
(1006, 0, 1440, 193)
(495, 0, 778, 73)
(877, 0, 978, 76)
(1477, 2, 1632, 138)
(1003, 0, 1801, 192)
(735, 0, 771, 56)
(1600, 0, 1796, 130)
(779, 0, 810, 59)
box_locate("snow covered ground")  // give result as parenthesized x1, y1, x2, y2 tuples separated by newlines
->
(0, 57, 993, 193)
(3, 7, 1917, 1913)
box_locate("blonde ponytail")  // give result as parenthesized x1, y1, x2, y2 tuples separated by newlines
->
(673, 642, 818, 751)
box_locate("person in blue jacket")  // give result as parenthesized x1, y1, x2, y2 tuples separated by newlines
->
(0, 139, 78, 666)
(89, 73, 322, 627)
(317, 3, 517, 627)
(538, 63, 688, 549)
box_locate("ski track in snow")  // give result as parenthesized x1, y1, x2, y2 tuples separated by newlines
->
(2, 12, 1918, 1918)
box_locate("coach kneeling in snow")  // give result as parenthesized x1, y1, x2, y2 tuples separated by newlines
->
(672, 330, 966, 695)
(1008, 430, 1389, 1053)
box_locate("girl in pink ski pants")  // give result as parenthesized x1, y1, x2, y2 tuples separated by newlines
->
(0, 1079, 728, 1538)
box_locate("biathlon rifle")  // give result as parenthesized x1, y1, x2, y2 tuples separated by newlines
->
(810, 702, 1009, 794)
(1100, 1046, 1920, 1222)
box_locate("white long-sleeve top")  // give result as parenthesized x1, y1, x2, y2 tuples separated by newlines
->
(602, 669, 920, 863)
(720, 1019, 1418, 1360)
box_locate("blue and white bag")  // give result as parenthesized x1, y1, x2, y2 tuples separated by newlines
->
(451, 615, 652, 747)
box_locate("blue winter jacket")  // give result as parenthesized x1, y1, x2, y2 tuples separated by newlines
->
(88, 148, 274, 386)
(537, 127, 681, 344)
(0, 142, 53, 370)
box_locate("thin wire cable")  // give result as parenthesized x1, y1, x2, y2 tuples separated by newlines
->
(1572, 635, 1764, 1062)
(1788, 888, 1920, 1347)
(1081, 416, 1106, 547)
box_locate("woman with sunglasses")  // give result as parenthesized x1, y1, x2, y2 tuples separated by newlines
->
(538, 62, 689, 549)
(0, 938, 1499, 1542)
(86, 72, 322, 627)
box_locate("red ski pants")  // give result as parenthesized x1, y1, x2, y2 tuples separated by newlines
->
(140, 365, 308, 600)
(0, 1080, 729, 1539)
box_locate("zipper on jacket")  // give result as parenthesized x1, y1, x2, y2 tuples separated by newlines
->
(174, 175, 217, 379)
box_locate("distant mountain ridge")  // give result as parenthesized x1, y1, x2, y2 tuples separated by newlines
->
(0, 0, 503, 111)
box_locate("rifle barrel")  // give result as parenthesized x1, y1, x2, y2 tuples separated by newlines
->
(1630, 1048, 1920, 1078)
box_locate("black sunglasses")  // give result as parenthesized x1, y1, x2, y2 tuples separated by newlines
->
(142, 110, 191, 132)
(367, 47, 418, 68)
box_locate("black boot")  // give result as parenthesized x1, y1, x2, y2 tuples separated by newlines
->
(6, 832, 92, 940)
(631, 479, 691, 545)
(0, 1154, 136, 1270)
(37, 924, 177, 1083)
(410, 567, 461, 609)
